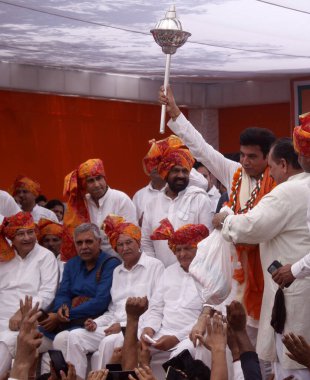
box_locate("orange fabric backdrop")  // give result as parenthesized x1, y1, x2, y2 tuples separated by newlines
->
(0, 90, 183, 199)
(219, 103, 291, 153)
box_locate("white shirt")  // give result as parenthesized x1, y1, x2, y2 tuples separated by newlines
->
(94, 253, 164, 328)
(222, 173, 310, 369)
(0, 243, 58, 327)
(207, 185, 221, 215)
(0, 190, 20, 223)
(85, 187, 137, 256)
(141, 185, 213, 267)
(31, 204, 58, 223)
(140, 262, 202, 341)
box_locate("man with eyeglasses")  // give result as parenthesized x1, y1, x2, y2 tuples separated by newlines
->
(0, 211, 59, 377)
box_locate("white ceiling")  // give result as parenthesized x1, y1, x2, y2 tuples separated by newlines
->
(1, 0, 310, 82)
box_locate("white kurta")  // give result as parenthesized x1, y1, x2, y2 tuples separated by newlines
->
(0, 191, 20, 223)
(222, 173, 310, 369)
(66, 253, 164, 378)
(141, 185, 213, 267)
(31, 204, 58, 223)
(85, 188, 137, 256)
(140, 262, 202, 341)
(0, 243, 58, 355)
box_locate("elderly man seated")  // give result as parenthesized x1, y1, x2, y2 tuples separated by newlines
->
(10, 176, 58, 223)
(139, 219, 209, 378)
(39, 222, 120, 371)
(66, 214, 164, 379)
(0, 212, 59, 377)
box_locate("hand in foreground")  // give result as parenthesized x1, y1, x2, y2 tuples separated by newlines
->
(282, 333, 310, 369)
(10, 304, 42, 380)
(272, 264, 295, 289)
(20, 295, 39, 320)
(140, 327, 156, 349)
(152, 335, 179, 351)
(57, 304, 70, 323)
(85, 318, 97, 332)
(104, 322, 122, 336)
(158, 85, 181, 120)
(138, 342, 151, 367)
(126, 297, 149, 321)
(87, 369, 109, 380)
(212, 212, 228, 230)
(197, 313, 227, 352)
(189, 306, 214, 347)
(226, 301, 247, 332)
(129, 366, 157, 380)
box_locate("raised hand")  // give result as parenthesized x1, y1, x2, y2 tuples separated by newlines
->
(226, 301, 247, 332)
(126, 297, 148, 320)
(282, 333, 310, 369)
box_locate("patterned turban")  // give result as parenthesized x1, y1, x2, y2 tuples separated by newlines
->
(11, 175, 41, 197)
(293, 112, 310, 157)
(0, 212, 36, 262)
(143, 135, 194, 180)
(37, 218, 63, 242)
(103, 214, 141, 251)
(150, 218, 209, 253)
(62, 158, 106, 262)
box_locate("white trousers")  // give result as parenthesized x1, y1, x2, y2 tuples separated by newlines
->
(0, 342, 13, 377)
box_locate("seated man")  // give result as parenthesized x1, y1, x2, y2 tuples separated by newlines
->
(66, 214, 164, 379)
(38, 218, 65, 279)
(140, 219, 209, 378)
(62, 158, 137, 260)
(0, 212, 58, 377)
(10, 175, 58, 223)
(39, 222, 120, 368)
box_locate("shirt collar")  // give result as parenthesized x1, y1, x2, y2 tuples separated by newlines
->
(119, 251, 146, 272)
(86, 187, 110, 207)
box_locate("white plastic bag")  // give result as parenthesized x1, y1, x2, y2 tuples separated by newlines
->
(189, 228, 234, 305)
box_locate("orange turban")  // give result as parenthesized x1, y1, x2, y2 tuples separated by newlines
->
(62, 159, 106, 261)
(103, 214, 141, 251)
(0, 212, 36, 262)
(150, 218, 209, 253)
(143, 135, 194, 179)
(11, 175, 41, 197)
(37, 218, 63, 242)
(293, 112, 310, 157)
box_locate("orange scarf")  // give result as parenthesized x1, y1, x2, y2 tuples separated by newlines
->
(227, 167, 276, 320)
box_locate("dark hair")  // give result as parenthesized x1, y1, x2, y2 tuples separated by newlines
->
(194, 161, 204, 170)
(271, 137, 301, 170)
(36, 194, 47, 203)
(240, 127, 276, 158)
(45, 199, 64, 212)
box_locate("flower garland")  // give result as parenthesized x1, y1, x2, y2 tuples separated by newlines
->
(228, 167, 264, 214)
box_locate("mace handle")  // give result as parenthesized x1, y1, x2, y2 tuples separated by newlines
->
(160, 54, 171, 134)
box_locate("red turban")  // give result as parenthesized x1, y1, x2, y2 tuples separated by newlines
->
(11, 175, 41, 197)
(62, 158, 106, 261)
(293, 112, 310, 157)
(103, 214, 141, 251)
(0, 212, 36, 262)
(143, 135, 194, 180)
(37, 218, 63, 242)
(150, 218, 209, 253)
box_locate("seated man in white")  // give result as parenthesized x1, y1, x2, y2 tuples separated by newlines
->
(139, 219, 209, 379)
(66, 214, 164, 379)
(0, 211, 58, 377)
(10, 175, 58, 223)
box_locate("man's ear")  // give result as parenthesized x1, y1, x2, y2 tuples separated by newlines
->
(281, 158, 288, 173)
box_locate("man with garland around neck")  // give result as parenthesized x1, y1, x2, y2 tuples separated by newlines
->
(158, 86, 276, 373)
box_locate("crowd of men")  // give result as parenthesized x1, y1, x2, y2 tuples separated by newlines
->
(0, 86, 310, 380)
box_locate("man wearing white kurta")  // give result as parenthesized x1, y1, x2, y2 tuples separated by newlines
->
(0, 212, 58, 377)
(0, 190, 20, 223)
(222, 172, 310, 379)
(66, 215, 163, 379)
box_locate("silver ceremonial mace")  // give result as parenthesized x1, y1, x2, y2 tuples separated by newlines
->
(151, 5, 191, 134)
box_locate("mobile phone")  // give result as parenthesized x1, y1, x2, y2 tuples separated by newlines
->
(166, 367, 187, 380)
(48, 350, 68, 378)
(106, 364, 122, 371)
(143, 333, 157, 344)
(162, 349, 194, 372)
(267, 260, 282, 275)
(107, 371, 138, 380)
(268, 260, 292, 288)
